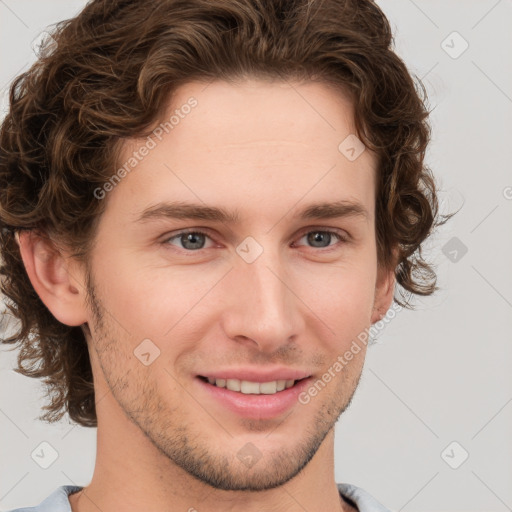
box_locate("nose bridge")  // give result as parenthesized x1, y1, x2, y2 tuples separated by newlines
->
(222, 241, 301, 348)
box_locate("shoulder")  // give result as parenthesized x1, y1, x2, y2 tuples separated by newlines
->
(337, 482, 393, 512)
(5, 485, 83, 512)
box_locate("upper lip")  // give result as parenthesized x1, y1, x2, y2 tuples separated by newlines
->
(198, 367, 312, 383)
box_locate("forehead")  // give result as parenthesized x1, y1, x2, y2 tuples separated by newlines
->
(110, 79, 377, 226)
(160, 78, 358, 156)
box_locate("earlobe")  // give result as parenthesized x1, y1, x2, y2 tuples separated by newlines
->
(16, 230, 87, 326)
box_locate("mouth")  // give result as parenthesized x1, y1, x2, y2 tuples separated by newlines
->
(197, 375, 308, 395)
(195, 375, 313, 420)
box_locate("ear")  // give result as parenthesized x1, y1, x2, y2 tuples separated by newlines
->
(370, 248, 397, 324)
(16, 230, 88, 326)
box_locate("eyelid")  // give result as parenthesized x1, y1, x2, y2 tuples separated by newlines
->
(162, 228, 217, 247)
(295, 225, 350, 242)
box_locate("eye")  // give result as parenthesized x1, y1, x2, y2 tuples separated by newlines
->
(294, 229, 348, 250)
(164, 230, 215, 251)
(162, 228, 349, 253)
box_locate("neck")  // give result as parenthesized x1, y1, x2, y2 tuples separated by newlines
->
(69, 411, 352, 512)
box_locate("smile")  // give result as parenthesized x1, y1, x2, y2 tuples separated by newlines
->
(199, 376, 301, 395)
(196, 375, 312, 419)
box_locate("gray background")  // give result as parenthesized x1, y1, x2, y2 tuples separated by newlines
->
(1, 1, 511, 510)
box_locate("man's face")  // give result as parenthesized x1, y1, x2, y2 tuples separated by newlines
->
(83, 79, 390, 491)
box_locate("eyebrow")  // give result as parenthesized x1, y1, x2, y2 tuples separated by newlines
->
(136, 199, 370, 224)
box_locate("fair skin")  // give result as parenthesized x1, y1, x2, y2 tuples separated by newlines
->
(18, 78, 395, 512)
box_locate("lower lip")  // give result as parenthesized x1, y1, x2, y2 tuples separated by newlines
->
(195, 377, 312, 420)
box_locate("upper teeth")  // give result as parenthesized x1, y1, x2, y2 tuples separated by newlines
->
(207, 378, 296, 394)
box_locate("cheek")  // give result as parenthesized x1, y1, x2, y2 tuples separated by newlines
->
(293, 261, 376, 344)
(91, 256, 178, 328)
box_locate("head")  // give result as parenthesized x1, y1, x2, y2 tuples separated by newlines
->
(0, 0, 450, 492)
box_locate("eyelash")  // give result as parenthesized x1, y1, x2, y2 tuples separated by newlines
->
(162, 228, 350, 253)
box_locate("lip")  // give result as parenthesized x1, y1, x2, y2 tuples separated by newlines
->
(197, 367, 311, 382)
(195, 375, 312, 420)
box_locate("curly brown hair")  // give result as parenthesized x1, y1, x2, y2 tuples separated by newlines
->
(0, 0, 453, 428)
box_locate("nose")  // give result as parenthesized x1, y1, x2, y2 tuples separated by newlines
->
(220, 246, 305, 352)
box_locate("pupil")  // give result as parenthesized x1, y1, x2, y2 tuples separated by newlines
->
(183, 232, 204, 249)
